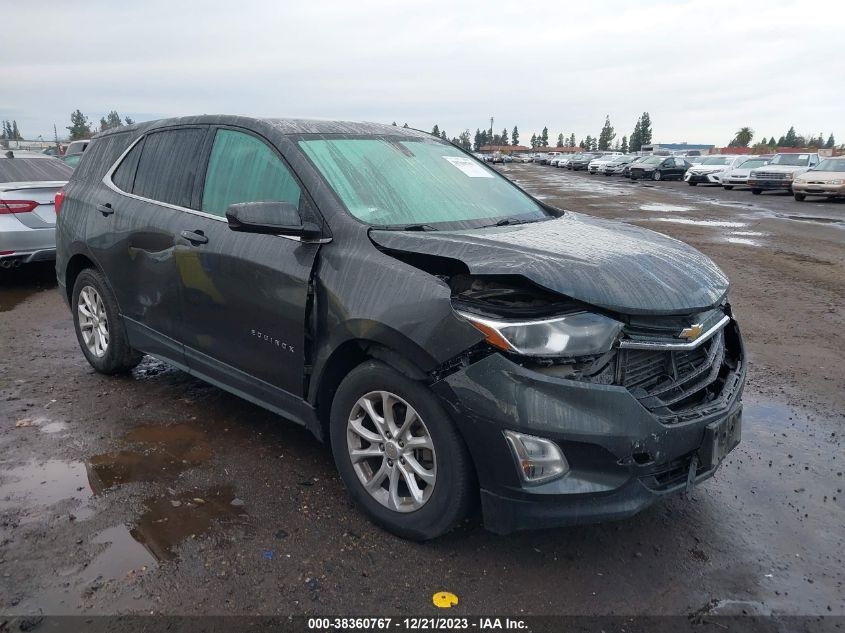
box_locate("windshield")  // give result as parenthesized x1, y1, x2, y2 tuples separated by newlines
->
(299, 138, 549, 228)
(0, 157, 73, 183)
(641, 156, 663, 165)
(813, 158, 845, 172)
(771, 154, 811, 166)
(702, 156, 733, 165)
(738, 159, 767, 169)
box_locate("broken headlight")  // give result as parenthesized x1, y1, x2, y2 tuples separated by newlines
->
(456, 310, 623, 358)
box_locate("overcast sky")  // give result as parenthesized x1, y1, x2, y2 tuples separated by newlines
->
(3, 0, 843, 147)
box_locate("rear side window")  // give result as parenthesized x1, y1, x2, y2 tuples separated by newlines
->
(73, 133, 132, 182)
(111, 138, 144, 193)
(201, 129, 301, 217)
(132, 128, 207, 208)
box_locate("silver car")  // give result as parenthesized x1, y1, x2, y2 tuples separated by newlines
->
(0, 151, 72, 268)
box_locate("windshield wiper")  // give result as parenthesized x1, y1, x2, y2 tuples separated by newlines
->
(370, 223, 438, 231)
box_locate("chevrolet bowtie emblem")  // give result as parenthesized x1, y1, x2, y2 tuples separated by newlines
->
(680, 324, 703, 341)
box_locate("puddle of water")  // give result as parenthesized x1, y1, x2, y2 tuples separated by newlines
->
(87, 423, 211, 491)
(725, 237, 762, 246)
(781, 214, 843, 225)
(131, 486, 245, 560)
(84, 525, 158, 582)
(0, 261, 58, 312)
(0, 459, 94, 522)
(732, 231, 765, 237)
(639, 203, 695, 212)
(40, 421, 69, 434)
(645, 218, 747, 228)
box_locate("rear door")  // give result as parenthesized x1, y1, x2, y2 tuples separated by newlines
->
(96, 126, 209, 364)
(174, 127, 322, 399)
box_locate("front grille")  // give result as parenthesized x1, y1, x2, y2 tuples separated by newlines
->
(616, 323, 742, 424)
(754, 171, 787, 180)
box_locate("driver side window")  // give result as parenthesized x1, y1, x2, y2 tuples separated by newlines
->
(201, 129, 301, 218)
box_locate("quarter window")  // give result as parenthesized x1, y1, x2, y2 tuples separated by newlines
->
(132, 128, 207, 208)
(111, 138, 144, 193)
(201, 129, 301, 217)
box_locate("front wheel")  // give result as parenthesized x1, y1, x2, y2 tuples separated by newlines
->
(794, 193, 806, 201)
(687, 181, 697, 186)
(330, 361, 474, 540)
(724, 185, 733, 190)
(751, 188, 762, 195)
(72, 268, 143, 374)
(652, 170, 662, 181)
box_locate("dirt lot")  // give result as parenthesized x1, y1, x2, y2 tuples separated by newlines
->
(1, 166, 843, 618)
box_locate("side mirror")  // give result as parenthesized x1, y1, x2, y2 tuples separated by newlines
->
(226, 201, 321, 239)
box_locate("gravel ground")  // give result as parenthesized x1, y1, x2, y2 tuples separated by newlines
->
(0, 166, 842, 618)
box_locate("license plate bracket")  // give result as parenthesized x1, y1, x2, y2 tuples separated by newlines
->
(698, 407, 742, 471)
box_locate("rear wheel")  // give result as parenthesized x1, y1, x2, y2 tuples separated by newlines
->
(751, 189, 762, 195)
(72, 269, 143, 374)
(794, 193, 806, 201)
(330, 361, 474, 540)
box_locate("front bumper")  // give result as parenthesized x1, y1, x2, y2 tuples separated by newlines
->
(629, 170, 652, 180)
(792, 182, 845, 197)
(747, 178, 792, 191)
(432, 338, 746, 534)
(685, 171, 723, 184)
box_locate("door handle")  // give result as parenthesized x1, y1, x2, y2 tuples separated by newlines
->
(180, 229, 208, 245)
(96, 203, 114, 216)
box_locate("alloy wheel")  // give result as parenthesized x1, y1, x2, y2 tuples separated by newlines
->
(346, 390, 437, 513)
(77, 285, 109, 357)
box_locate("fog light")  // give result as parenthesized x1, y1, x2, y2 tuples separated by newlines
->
(504, 430, 569, 484)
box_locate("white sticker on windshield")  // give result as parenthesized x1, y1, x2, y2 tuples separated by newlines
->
(442, 156, 493, 178)
(799, 154, 808, 159)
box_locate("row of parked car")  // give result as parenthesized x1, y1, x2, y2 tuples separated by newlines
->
(523, 150, 845, 202)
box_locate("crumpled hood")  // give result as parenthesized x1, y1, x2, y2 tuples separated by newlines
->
(371, 212, 729, 315)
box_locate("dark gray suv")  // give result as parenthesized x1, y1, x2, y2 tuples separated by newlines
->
(55, 116, 745, 540)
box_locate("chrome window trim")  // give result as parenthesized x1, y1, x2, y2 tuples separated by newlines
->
(101, 134, 331, 245)
(618, 315, 731, 351)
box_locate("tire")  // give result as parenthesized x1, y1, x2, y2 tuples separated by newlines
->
(71, 268, 143, 374)
(751, 189, 762, 195)
(330, 361, 474, 541)
(687, 181, 697, 186)
(794, 193, 806, 201)
(724, 186, 733, 190)
(652, 170, 662, 181)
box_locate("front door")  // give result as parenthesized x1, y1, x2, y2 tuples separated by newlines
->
(175, 127, 321, 400)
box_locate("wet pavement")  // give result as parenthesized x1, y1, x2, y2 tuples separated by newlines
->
(0, 168, 843, 617)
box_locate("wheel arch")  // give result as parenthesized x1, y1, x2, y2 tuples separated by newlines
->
(311, 334, 434, 443)
(64, 253, 98, 304)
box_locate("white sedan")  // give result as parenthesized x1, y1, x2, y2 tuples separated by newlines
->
(720, 157, 771, 189)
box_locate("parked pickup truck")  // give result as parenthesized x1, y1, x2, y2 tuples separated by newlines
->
(746, 152, 820, 194)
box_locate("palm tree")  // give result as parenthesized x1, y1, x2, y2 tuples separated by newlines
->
(733, 127, 754, 147)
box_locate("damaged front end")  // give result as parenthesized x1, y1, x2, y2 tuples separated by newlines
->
(428, 274, 745, 533)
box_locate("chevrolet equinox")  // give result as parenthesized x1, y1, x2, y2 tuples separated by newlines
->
(55, 116, 745, 540)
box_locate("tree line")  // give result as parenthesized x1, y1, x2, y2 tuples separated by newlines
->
(424, 114, 654, 154)
(67, 109, 136, 141)
(0, 120, 23, 148)
(728, 126, 836, 150)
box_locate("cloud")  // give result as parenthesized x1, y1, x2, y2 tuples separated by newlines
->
(2, 0, 842, 146)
